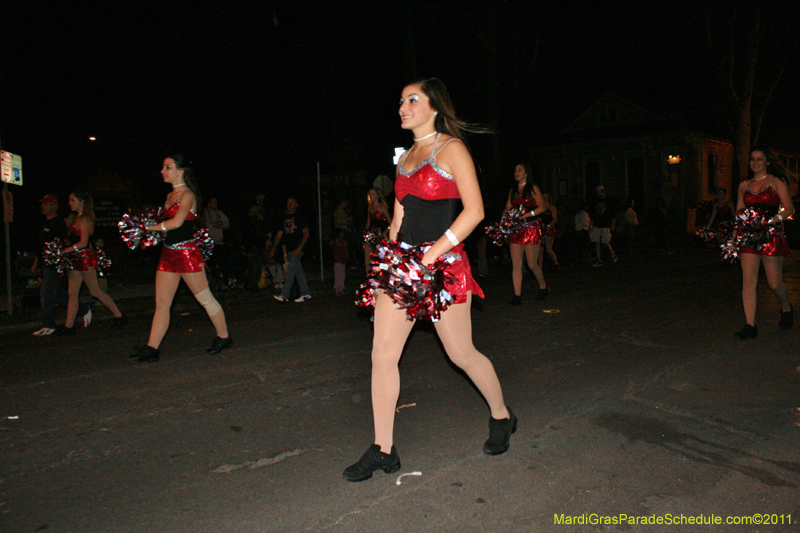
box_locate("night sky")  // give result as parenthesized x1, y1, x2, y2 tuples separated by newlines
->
(2, 1, 799, 248)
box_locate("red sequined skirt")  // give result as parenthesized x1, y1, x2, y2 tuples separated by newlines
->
(510, 222, 542, 245)
(444, 244, 484, 303)
(741, 230, 791, 257)
(158, 242, 206, 273)
(71, 249, 98, 271)
(543, 225, 557, 239)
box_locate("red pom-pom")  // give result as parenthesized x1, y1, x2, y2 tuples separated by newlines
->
(95, 249, 112, 277)
(485, 205, 528, 246)
(42, 239, 73, 274)
(357, 239, 456, 322)
(720, 207, 780, 262)
(118, 207, 165, 250)
(194, 227, 215, 260)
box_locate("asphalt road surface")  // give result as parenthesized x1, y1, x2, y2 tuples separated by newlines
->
(2, 245, 799, 532)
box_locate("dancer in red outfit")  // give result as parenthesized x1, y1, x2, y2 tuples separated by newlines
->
(363, 188, 391, 274)
(131, 154, 232, 362)
(344, 78, 515, 482)
(61, 190, 125, 334)
(734, 145, 795, 339)
(506, 164, 549, 305)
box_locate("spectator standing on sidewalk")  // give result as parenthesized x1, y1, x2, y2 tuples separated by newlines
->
(273, 196, 311, 303)
(573, 199, 591, 263)
(333, 230, 348, 295)
(202, 198, 230, 246)
(243, 194, 270, 291)
(333, 197, 354, 268)
(590, 185, 617, 267)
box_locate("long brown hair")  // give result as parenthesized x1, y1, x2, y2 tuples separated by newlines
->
(749, 144, 790, 184)
(411, 78, 492, 144)
(511, 163, 537, 200)
(71, 189, 95, 226)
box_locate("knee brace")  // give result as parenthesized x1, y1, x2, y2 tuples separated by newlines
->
(194, 288, 221, 316)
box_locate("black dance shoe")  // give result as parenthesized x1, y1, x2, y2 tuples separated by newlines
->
(779, 305, 793, 329)
(343, 444, 401, 482)
(508, 295, 522, 306)
(535, 288, 550, 301)
(734, 324, 758, 339)
(132, 346, 160, 363)
(206, 336, 233, 354)
(483, 407, 518, 455)
(57, 325, 77, 336)
(111, 315, 128, 330)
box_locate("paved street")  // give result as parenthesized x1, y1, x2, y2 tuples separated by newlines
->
(2, 244, 799, 533)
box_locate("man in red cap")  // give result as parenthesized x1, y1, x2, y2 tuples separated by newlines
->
(31, 194, 92, 335)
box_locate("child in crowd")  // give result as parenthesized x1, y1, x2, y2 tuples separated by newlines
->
(263, 234, 284, 289)
(333, 230, 348, 295)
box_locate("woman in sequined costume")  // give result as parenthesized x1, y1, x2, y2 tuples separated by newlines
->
(131, 155, 232, 362)
(343, 78, 516, 482)
(363, 187, 391, 273)
(734, 145, 794, 339)
(61, 190, 126, 333)
(506, 164, 549, 305)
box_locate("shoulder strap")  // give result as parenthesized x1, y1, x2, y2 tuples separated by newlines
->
(431, 136, 461, 158)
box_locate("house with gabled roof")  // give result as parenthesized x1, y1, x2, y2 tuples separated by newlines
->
(527, 92, 798, 230)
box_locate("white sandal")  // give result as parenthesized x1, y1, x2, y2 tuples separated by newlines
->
(33, 328, 56, 336)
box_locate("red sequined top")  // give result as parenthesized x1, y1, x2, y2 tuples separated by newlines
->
(741, 181, 790, 257)
(163, 194, 197, 246)
(395, 135, 462, 245)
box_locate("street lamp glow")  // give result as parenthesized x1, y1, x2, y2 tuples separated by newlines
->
(88, 136, 97, 141)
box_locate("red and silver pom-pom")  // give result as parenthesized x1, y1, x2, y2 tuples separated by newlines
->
(734, 207, 779, 250)
(363, 228, 384, 251)
(357, 238, 456, 322)
(720, 237, 741, 263)
(42, 239, 74, 274)
(95, 249, 112, 277)
(695, 227, 717, 243)
(485, 205, 528, 246)
(194, 227, 214, 261)
(720, 207, 779, 262)
(118, 207, 165, 250)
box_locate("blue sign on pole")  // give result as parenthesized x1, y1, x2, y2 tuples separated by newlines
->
(1, 151, 23, 186)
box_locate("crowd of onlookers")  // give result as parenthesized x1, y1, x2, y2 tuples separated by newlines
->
(17, 182, 686, 322)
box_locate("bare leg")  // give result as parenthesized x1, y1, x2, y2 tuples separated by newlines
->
(510, 243, 525, 296)
(183, 270, 229, 338)
(147, 271, 181, 348)
(524, 243, 546, 290)
(80, 269, 122, 317)
(546, 236, 559, 266)
(761, 256, 791, 311)
(434, 294, 509, 420)
(740, 253, 761, 326)
(371, 291, 415, 453)
(65, 270, 84, 328)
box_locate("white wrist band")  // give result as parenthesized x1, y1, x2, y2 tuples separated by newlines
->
(445, 229, 460, 246)
(160, 222, 167, 232)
